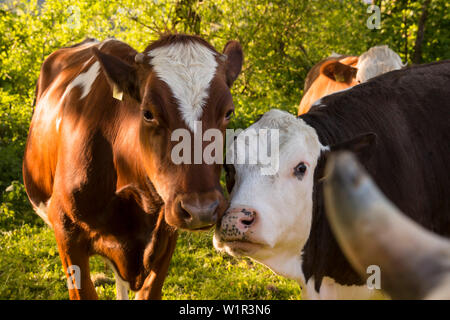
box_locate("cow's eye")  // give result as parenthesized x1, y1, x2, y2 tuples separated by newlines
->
(143, 110, 154, 122)
(294, 162, 307, 180)
(225, 109, 235, 120)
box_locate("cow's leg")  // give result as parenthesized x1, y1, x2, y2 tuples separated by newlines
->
(49, 203, 98, 300)
(114, 272, 130, 300)
(106, 259, 130, 300)
(135, 231, 178, 300)
(101, 257, 130, 300)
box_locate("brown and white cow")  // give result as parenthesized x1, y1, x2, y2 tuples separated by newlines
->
(23, 35, 243, 299)
(325, 152, 450, 300)
(298, 45, 405, 115)
(215, 60, 450, 299)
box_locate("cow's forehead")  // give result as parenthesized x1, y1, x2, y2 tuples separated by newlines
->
(232, 110, 323, 172)
(148, 41, 219, 131)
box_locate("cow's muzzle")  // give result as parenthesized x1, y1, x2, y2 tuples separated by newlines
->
(218, 207, 257, 241)
(174, 190, 225, 230)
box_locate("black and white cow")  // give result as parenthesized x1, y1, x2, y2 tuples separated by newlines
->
(324, 152, 450, 300)
(214, 60, 450, 299)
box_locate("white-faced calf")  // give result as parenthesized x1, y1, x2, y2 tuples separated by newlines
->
(215, 60, 450, 299)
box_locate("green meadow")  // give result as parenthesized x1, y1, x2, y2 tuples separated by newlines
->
(0, 208, 301, 299)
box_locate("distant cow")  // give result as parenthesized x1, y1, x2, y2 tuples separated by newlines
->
(325, 152, 450, 300)
(23, 35, 243, 299)
(215, 61, 450, 299)
(298, 45, 405, 115)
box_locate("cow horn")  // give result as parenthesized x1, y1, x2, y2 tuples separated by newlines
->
(135, 52, 145, 64)
(219, 54, 228, 62)
(324, 151, 450, 299)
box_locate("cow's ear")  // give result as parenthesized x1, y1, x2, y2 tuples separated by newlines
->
(92, 47, 141, 102)
(330, 133, 377, 158)
(224, 164, 236, 195)
(321, 60, 358, 84)
(222, 41, 244, 87)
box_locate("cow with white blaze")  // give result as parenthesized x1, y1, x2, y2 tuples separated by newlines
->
(23, 35, 243, 300)
(215, 60, 450, 299)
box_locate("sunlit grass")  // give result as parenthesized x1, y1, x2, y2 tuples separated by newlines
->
(0, 221, 301, 300)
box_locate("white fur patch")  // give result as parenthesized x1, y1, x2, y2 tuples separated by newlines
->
(311, 98, 324, 108)
(328, 51, 342, 58)
(356, 45, 405, 83)
(64, 61, 100, 100)
(304, 277, 387, 300)
(55, 117, 62, 132)
(33, 200, 52, 227)
(45, 58, 99, 110)
(148, 41, 218, 131)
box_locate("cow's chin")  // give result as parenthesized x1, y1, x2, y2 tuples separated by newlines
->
(213, 234, 266, 257)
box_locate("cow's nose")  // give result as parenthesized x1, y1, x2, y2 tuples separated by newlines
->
(219, 207, 257, 240)
(237, 211, 256, 229)
(178, 196, 220, 230)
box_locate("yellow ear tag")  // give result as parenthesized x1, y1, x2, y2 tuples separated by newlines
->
(335, 74, 345, 82)
(113, 84, 123, 101)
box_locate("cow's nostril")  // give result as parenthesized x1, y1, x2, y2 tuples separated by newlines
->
(178, 202, 192, 221)
(178, 197, 221, 230)
(239, 216, 255, 226)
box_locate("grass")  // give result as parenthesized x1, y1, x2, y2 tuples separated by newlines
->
(0, 206, 301, 300)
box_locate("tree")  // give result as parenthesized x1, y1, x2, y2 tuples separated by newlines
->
(412, 0, 431, 64)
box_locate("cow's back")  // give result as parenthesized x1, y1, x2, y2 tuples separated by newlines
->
(309, 60, 450, 232)
(23, 38, 138, 211)
(300, 61, 450, 289)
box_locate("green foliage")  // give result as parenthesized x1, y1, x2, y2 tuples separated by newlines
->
(0, 90, 31, 184)
(371, 0, 450, 63)
(0, 181, 42, 230)
(0, 0, 449, 299)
